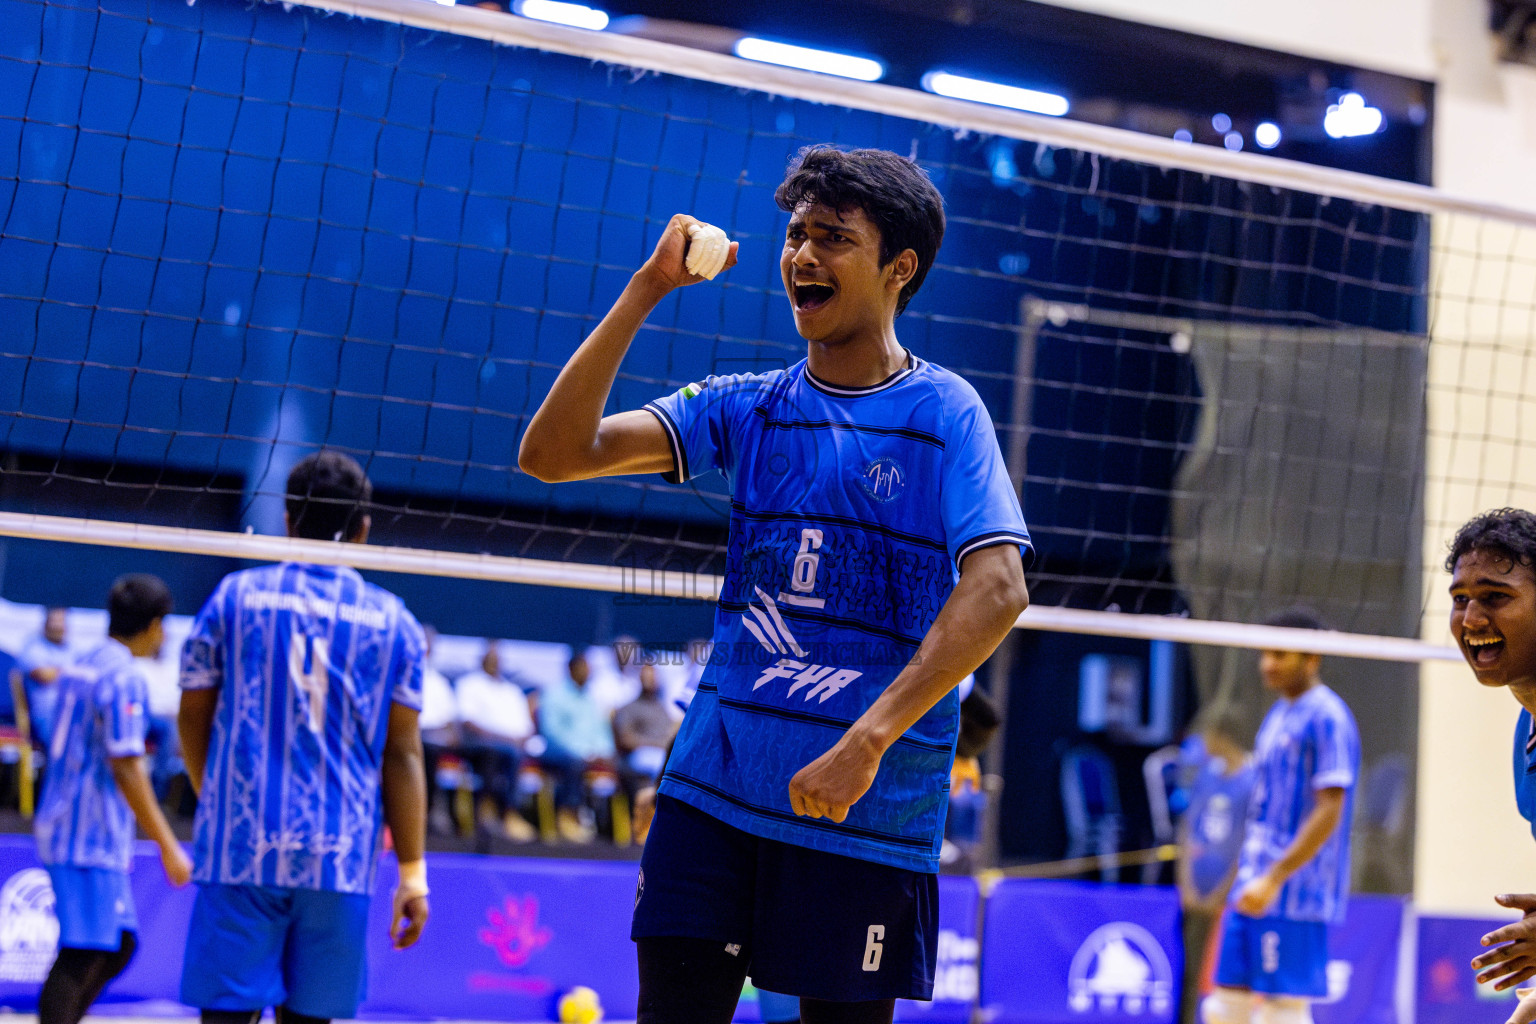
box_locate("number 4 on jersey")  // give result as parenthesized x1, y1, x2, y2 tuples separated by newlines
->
(288, 633, 330, 735)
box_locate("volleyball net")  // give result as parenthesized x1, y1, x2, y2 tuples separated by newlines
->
(2, 0, 1534, 664)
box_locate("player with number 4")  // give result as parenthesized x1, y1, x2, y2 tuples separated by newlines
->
(177, 451, 431, 1024)
(521, 146, 1033, 1022)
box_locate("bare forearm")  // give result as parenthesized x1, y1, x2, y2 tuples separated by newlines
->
(518, 272, 669, 480)
(849, 548, 1027, 754)
(1268, 791, 1344, 881)
(178, 691, 217, 795)
(383, 740, 427, 865)
(111, 757, 179, 850)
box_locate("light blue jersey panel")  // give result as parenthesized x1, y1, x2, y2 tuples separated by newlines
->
(645, 355, 1032, 872)
(1233, 683, 1359, 923)
(1514, 709, 1536, 840)
(35, 640, 148, 872)
(181, 563, 425, 895)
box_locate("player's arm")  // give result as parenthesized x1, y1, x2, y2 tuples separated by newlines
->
(382, 701, 430, 950)
(788, 542, 1028, 822)
(110, 755, 192, 885)
(1473, 894, 1536, 991)
(178, 687, 218, 797)
(518, 214, 738, 483)
(1233, 786, 1345, 916)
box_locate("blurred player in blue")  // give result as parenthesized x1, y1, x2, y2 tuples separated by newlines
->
(1450, 509, 1536, 1024)
(521, 146, 1032, 1024)
(177, 451, 430, 1024)
(34, 574, 191, 1024)
(1203, 608, 1359, 1024)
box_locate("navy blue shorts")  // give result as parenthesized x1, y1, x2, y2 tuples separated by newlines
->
(180, 883, 372, 1018)
(1213, 911, 1329, 998)
(632, 795, 938, 1002)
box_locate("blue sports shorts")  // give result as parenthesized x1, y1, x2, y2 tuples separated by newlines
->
(632, 795, 938, 1002)
(1213, 910, 1329, 998)
(46, 865, 136, 950)
(180, 883, 372, 1018)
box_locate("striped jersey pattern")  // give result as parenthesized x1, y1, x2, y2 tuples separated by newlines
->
(181, 562, 424, 895)
(1232, 683, 1359, 923)
(34, 639, 148, 872)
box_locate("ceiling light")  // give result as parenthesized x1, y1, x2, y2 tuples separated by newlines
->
(512, 0, 609, 30)
(732, 37, 884, 81)
(921, 71, 1069, 117)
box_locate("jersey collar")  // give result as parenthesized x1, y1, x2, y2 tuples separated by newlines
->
(803, 350, 916, 398)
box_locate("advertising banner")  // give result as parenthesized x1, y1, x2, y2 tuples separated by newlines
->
(980, 880, 1183, 1024)
(1315, 896, 1406, 1024)
(1416, 914, 1524, 1024)
(0, 838, 642, 1019)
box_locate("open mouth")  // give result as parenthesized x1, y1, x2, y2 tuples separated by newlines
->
(793, 283, 835, 311)
(1466, 635, 1505, 667)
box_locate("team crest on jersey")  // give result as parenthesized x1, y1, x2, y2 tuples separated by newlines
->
(859, 457, 906, 502)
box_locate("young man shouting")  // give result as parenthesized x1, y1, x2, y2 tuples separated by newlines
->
(521, 146, 1032, 1023)
(1449, 508, 1536, 1024)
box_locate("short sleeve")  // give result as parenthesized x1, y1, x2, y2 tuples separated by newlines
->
(643, 374, 767, 484)
(99, 668, 148, 759)
(1310, 704, 1359, 791)
(939, 390, 1034, 570)
(180, 580, 227, 691)
(391, 609, 426, 710)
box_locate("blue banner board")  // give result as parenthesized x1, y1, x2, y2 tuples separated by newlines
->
(0, 837, 1416, 1023)
(1416, 914, 1524, 1024)
(1315, 896, 1406, 1024)
(980, 880, 1183, 1024)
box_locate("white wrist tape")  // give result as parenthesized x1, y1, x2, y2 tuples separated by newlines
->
(396, 858, 429, 896)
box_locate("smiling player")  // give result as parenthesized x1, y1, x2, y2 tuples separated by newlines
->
(1448, 509, 1536, 1024)
(520, 146, 1032, 1023)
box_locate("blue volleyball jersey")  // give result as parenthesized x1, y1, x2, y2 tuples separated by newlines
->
(180, 562, 425, 895)
(1185, 757, 1255, 900)
(1232, 683, 1359, 923)
(34, 640, 147, 873)
(644, 354, 1032, 872)
(1513, 709, 1536, 840)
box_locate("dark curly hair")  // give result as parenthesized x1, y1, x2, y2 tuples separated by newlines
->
(775, 146, 946, 316)
(286, 450, 373, 542)
(1445, 508, 1536, 573)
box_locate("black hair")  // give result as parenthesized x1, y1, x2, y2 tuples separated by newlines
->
(286, 451, 372, 542)
(108, 574, 172, 639)
(1446, 508, 1536, 574)
(1262, 604, 1329, 632)
(774, 146, 946, 316)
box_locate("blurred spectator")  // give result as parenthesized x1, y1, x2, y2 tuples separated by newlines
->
(134, 642, 184, 805)
(18, 606, 71, 744)
(1176, 709, 1254, 1024)
(455, 641, 537, 842)
(538, 653, 615, 842)
(418, 627, 461, 836)
(613, 664, 677, 795)
(457, 0, 509, 10)
(584, 635, 643, 717)
(942, 679, 996, 870)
